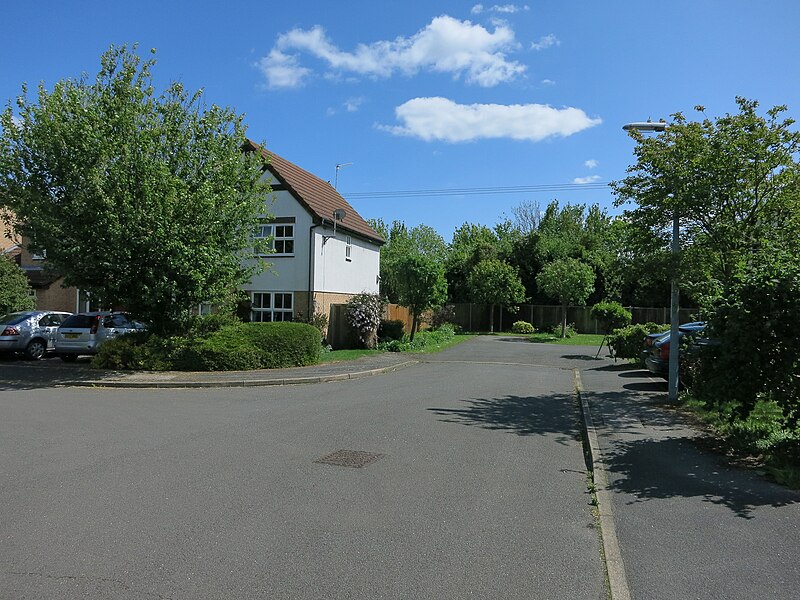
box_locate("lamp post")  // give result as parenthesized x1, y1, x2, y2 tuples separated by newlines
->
(623, 119, 680, 403)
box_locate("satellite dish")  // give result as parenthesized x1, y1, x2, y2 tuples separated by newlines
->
(333, 209, 346, 221)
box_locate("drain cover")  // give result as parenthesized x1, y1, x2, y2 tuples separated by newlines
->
(314, 450, 384, 468)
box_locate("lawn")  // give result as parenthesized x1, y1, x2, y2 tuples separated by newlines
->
(320, 333, 475, 362)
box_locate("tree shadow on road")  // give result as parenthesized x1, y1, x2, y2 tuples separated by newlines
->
(586, 386, 800, 518)
(600, 431, 800, 518)
(428, 393, 579, 445)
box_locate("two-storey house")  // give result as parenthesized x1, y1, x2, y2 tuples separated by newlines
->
(244, 141, 383, 326)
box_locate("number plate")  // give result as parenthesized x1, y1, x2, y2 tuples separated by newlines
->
(63, 333, 81, 339)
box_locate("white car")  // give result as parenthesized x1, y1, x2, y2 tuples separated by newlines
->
(55, 311, 147, 361)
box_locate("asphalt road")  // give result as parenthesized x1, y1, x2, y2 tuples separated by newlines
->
(0, 337, 607, 600)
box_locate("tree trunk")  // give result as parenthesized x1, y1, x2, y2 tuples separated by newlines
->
(410, 313, 418, 341)
(489, 303, 495, 332)
(561, 303, 568, 338)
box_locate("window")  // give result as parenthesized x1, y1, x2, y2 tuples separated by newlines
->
(31, 249, 46, 261)
(345, 235, 352, 261)
(251, 292, 293, 322)
(198, 303, 213, 316)
(254, 219, 295, 256)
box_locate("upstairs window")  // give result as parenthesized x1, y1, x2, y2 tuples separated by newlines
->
(345, 235, 352, 261)
(255, 219, 295, 256)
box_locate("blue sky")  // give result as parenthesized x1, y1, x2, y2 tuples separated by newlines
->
(3, 1, 799, 240)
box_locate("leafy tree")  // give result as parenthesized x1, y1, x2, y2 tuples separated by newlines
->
(467, 258, 526, 332)
(694, 244, 800, 430)
(536, 258, 595, 337)
(0, 255, 34, 314)
(446, 223, 509, 302)
(612, 97, 800, 306)
(0, 45, 270, 333)
(369, 219, 446, 303)
(393, 253, 447, 340)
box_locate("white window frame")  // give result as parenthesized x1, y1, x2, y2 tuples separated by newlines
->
(345, 235, 352, 261)
(251, 292, 294, 322)
(254, 219, 295, 257)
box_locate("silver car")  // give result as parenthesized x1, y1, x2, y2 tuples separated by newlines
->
(0, 310, 73, 360)
(55, 311, 147, 361)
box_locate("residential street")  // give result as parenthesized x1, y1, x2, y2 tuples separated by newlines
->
(0, 338, 605, 600)
(2, 336, 799, 599)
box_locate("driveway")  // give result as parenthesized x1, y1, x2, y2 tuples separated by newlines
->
(0, 336, 606, 599)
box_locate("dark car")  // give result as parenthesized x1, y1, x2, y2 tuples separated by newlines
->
(0, 310, 73, 359)
(643, 321, 706, 377)
(55, 311, 147, 361)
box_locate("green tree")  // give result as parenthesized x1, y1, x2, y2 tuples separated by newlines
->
(369, 219, 446, 303)
(0, 45, 271, 333)
(612, 97, 800, 306)
(393, 253, 448, 340)
(446, 223, 507, 302)
(467, 258, 526, 332)
(0, 255, 34, 314)
(536, 258, 595, 337)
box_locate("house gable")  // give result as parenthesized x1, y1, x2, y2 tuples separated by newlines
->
(245, 140, 384, 246)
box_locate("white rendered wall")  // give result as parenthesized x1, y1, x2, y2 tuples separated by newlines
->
(242, 189, 313, 293)
(312, 226, 380, 295)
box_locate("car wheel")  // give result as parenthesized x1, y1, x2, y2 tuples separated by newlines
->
(60, 353, 78, 363)
(25, 339, 47, 360)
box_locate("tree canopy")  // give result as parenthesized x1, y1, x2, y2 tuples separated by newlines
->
(536, 258, 595, 337)
(0, 45, 271, 333)
(612, 97, 800, 305)
(467, 258, 526, 332)
(393, 253, 448, 340)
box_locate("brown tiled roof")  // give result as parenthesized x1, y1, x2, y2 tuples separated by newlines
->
(245, 140, 384, 244)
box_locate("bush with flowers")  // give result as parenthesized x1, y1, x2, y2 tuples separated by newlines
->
(345, 293, 385, 348)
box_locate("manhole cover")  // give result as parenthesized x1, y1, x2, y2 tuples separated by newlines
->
(314, 450, 384, 468)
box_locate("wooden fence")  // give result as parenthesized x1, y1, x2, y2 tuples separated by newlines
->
(327, 302, 698, 348)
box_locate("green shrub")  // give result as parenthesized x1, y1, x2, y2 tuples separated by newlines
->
(378, 319, 405, 342)
(94, 321, 322, 371)
(378, 323, 456, 353)
(511, 321, 535, 334)
(549, 322, 576, 338)
(187, 313, 241, 337)
(591, 301, 632, 333)
(607, 322, 667, 361)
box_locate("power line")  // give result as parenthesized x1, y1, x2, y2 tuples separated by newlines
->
(342, 181, 611, 200)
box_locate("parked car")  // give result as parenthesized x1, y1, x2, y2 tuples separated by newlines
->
(55, 311, 147, 361)
(0, 310, 73, 360)
(643, 321, 706, 377)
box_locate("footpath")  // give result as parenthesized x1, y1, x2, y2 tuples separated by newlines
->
(580, 362, 800, 600)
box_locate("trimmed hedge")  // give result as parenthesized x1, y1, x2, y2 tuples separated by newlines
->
(93, 321, 322, 371)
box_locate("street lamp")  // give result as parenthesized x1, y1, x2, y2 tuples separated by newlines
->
(623, 119, 681, 403)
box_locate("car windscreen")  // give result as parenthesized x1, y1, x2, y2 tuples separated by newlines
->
(0, 313, 28, 325)
(60, 314, 99, 328)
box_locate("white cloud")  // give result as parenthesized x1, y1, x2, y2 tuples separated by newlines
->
(257, 49, 311, 89)
(378, 97, 602, 143)
(531, 34, 560, 51)
(573, 175, 602, 184)
(491, 4, 529, 13)
(344, 96, 366, 112)
(541, 78, 555, 85)
(471, 4, 484, 14)
(584, 159, 598, 169)
(260, 16, 525, 88)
